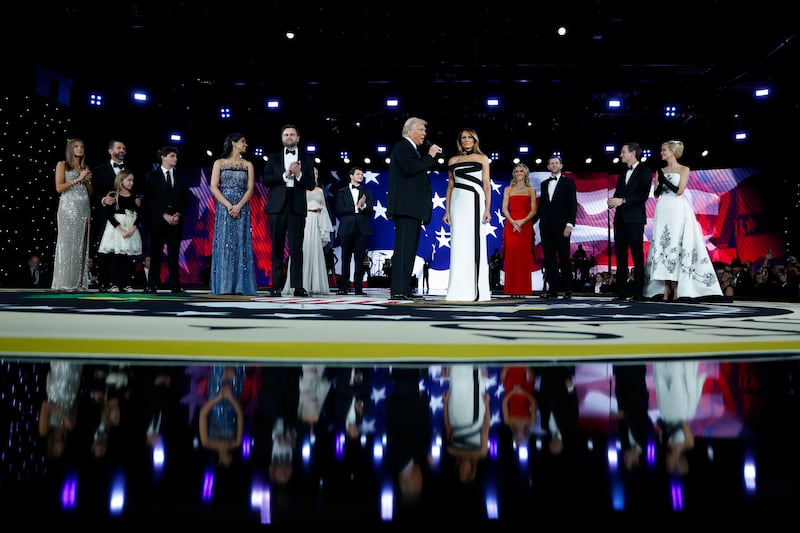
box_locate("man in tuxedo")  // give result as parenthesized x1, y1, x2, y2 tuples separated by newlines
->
(143, 146, 189, 293)
(607, 142, 653, 301)
(262, 124, 316, 297)
(132, 256, 151, 290)
(18, 253, 50, 288)
(538, 156, 578, 299)
(92, 139, 132, 291)
(335, 167, 374, 296)
(386, 117, 442, 299)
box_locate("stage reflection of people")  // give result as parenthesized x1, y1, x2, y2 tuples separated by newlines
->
(199, 365, 246, 467)
(39, 360, 83, 459)
(653, 360, 705, 476)
(443, 128, 492, 302)
(384, 367, 433, 513)
(535, 365, 579, 456)
(607, 142, 652, 301)
(613, 363, 655, 471)
(386, 117, 441, 300)
(500, 366, 537, 448)
(443, 364, 490, 483)
(18, 253, 50, 288)
(422, 259, 430, 294)
(501, 163, 537, 298)
(643, 140, 723, 301)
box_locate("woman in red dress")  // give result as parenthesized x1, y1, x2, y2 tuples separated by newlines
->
(501, 163, 537, 297)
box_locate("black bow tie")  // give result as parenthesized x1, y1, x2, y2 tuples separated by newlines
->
(113, 163, 124, 168)
(351, 185, 359, 190)
(285, 149, 296, 155)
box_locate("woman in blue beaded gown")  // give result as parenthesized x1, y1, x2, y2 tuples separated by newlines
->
(51, 138, 94, 291)
(282, 167, 333, 295)
(644, 140, 723, 301)
(443, 128, 492, 302)
(209, 133, 257, 295)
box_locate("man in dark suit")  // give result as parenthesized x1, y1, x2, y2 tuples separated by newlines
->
(262, 124, 316, 297)
(92, 139, 132, 292)
(335, 167, 374, 296)
(143, 146, 189, 293)
(607, 142, 653, 301)
(17, 253, 50, 288)
(538, 155, 578, 299)
(386, 117, 442, 300)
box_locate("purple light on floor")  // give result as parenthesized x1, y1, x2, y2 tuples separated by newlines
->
(488, 436, 499, 459)
(202, 469, 214, 502)
(607, 443, 619, 470)
(242, 433, 251, 459)
(61, 473, 77, 509)
(152, 440, 165, 472)
(372, 440, 384, 465)
(335, 432, 345, 459)
(109, 474, 125, 515)
(743, 457, 757, 493)
(381, 485, 394, 521)
(646, 441, 657, 467)
(670, 480, 684, 511)
(250, 482, 271, 524)
(485, 489, 499, 519)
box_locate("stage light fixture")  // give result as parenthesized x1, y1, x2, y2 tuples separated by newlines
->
(253, 147, 263, 157)
(486, 97, 500, 107)
(266, 99, 280, 110)
(754, 87, 769, 98)
(89, 93, 103, 107)
(604, 144, 615, 153)
(385, 98, 399, 108)
(169, 133, 182, 143)
(376, 145, 387, 154)
(607, 99, 621, 109)
(306, 144, 317, 153)
(735, 131, 748, 141)
(518, 145, 530, 154)
(219, 107, 231, 119)
(132, 91, 148, 103)
(664, 105, 677, 118)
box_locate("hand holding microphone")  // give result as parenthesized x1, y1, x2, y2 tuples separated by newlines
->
(423, 139, 443, 157)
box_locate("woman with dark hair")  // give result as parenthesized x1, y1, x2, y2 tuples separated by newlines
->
(209, 133, 257, 295)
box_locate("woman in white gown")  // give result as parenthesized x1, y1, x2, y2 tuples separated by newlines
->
(443, 128, 492, 302)
(283, 168, 333, 295)
(644, 140, 723, 301)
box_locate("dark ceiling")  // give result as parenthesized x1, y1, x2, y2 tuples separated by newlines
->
(14, 1, 800, 169)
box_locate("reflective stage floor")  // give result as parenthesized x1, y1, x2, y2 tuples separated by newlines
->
(1, 289, 799, 526)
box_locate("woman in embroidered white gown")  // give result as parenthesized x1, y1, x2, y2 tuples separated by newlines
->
(283, 168, 333, 295)
(443, 128, 492, 302)
(644, 140, 723, 301)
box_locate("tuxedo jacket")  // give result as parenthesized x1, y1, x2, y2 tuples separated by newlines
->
(144, 167, 189, 225)
(262, 151, 316, 216)
(335, 184, 374, 237)
(386, 138, 435, 224)
(92, 161, 118, 200)
(613, 163, 652, 225)
(538, 174, 577, 232)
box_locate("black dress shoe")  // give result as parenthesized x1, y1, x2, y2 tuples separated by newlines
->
(143, 287, 156, 294)
(630, 294, 645, 301)
(171, 287, 187, 294)
(390, 294, 410, 300)
(562, 292, 572, 300)
(294, 288, 309, 297)
(336, 289, 348, 295)
(263, 288, 280, 297)
(408, 293, 423, 299)
(354, 290, 365, 296)
(612, 295, 628, 301)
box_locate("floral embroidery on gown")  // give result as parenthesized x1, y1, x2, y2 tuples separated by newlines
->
(644, 172, 722, 299)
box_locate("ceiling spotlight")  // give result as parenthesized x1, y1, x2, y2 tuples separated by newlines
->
(557, 26, 567, 36)
(285, 32, 295, 40)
